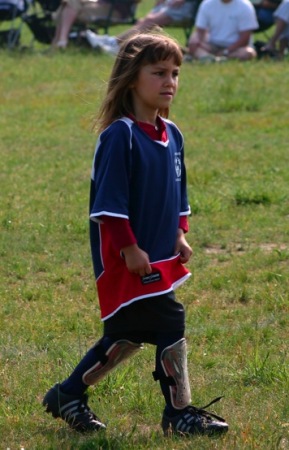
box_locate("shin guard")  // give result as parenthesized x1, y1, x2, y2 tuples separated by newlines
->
(82, 339, 143, 385)
(159, 338, 191, 409)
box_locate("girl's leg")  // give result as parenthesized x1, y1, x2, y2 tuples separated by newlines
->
(60, 336, 115, 396)
(43, 334, 142, 432)
(155, 331, 187, 415)
(154, 331, 229, 436)
(61, 335, 142, 395)
(42, 338, 112, 432)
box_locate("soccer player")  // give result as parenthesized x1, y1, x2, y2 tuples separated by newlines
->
(43, 32, 229, 437)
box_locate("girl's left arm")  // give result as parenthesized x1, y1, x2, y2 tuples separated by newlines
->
(174, 228, 193, 264)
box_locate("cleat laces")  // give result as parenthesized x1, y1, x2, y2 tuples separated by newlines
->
(186, 396, 227, 423)
(162, 396, 229, 436)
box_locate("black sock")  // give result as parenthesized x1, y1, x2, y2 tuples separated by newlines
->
(60, 336, 114, 397)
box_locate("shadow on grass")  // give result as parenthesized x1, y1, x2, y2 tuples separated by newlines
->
(33, 422, 229, 450)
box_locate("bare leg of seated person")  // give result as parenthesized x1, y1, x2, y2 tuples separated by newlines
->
(135, 11, 173, 30)
(228, 47, 256, 60)
(189, 31, 256, 61)
(114, 11, 173, 44)
(279, 36, 289, 55)
(52, 0, 119, 49)
(86, 10, 173, 52)
(189, 31, 217, 60)
(263, 19, 288, 56)
(52, 3, 78, 48)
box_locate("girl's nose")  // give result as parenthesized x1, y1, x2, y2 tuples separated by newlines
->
(165, 75, 175, 85)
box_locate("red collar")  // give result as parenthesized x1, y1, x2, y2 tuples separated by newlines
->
(127, 114, 167, 142)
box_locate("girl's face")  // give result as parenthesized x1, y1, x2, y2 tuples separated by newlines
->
(130, 57, 180, 122)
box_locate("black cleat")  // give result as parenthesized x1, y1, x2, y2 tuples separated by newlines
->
(162, 397, 229, 436)
(43, 383, 106, 433)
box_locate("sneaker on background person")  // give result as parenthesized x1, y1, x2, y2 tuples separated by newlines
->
(85, 30, 119, 54)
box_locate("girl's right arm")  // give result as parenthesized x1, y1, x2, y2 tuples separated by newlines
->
(121, 244, 152, 277)
(101, 216, 151, 276)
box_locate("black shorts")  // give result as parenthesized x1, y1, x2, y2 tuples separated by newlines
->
(103, 291, 185, 344)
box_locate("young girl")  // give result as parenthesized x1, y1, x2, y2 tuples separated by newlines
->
(43, 32, 228, 437)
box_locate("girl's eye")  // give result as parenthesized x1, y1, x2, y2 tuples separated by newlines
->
(153, 70, 179, 77)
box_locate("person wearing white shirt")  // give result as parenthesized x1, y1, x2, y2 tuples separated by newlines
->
(188, 0, 259, 61)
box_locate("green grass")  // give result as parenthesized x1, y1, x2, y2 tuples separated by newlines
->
(1, 17, 289, 450)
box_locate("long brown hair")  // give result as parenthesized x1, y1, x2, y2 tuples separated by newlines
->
(94, 32, 183, 133)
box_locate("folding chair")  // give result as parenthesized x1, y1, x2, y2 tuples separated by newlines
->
(0, 0, 27, 48)
(22, 0, 60, 45)
(253, 2, 279, 35)
(23, 0, 139, 46)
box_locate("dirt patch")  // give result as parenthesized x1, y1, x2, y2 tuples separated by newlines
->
(204, 243, 288, 255)
(259, 243, 288, 252)
(204, 244, 244, 254)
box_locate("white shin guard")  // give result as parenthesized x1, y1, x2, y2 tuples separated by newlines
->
(160, 338, 191, 409)
(82, 339, 143, 385)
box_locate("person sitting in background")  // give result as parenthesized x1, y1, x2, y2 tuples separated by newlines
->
(51, 0, 132, 48)
(262, 0, 289, 56)
(188, 0, 259, 62)
(254, 0, 282, 31)
(85, 0, 197, 54)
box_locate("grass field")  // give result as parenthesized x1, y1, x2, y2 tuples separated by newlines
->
(1, 12, 289, 450)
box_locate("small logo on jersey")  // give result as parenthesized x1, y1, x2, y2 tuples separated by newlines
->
(141, 271, 162, 285)
(175, 156, 181, 178)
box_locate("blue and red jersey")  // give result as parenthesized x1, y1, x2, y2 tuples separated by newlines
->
(89, 117, 191, 320)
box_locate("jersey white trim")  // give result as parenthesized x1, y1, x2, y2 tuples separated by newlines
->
(90, 211, 129, 223)
(101, 272, 191, 321)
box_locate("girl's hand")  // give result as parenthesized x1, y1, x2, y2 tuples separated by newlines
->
(121, 244, 152, 277)
(174, 229, 193, 264)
